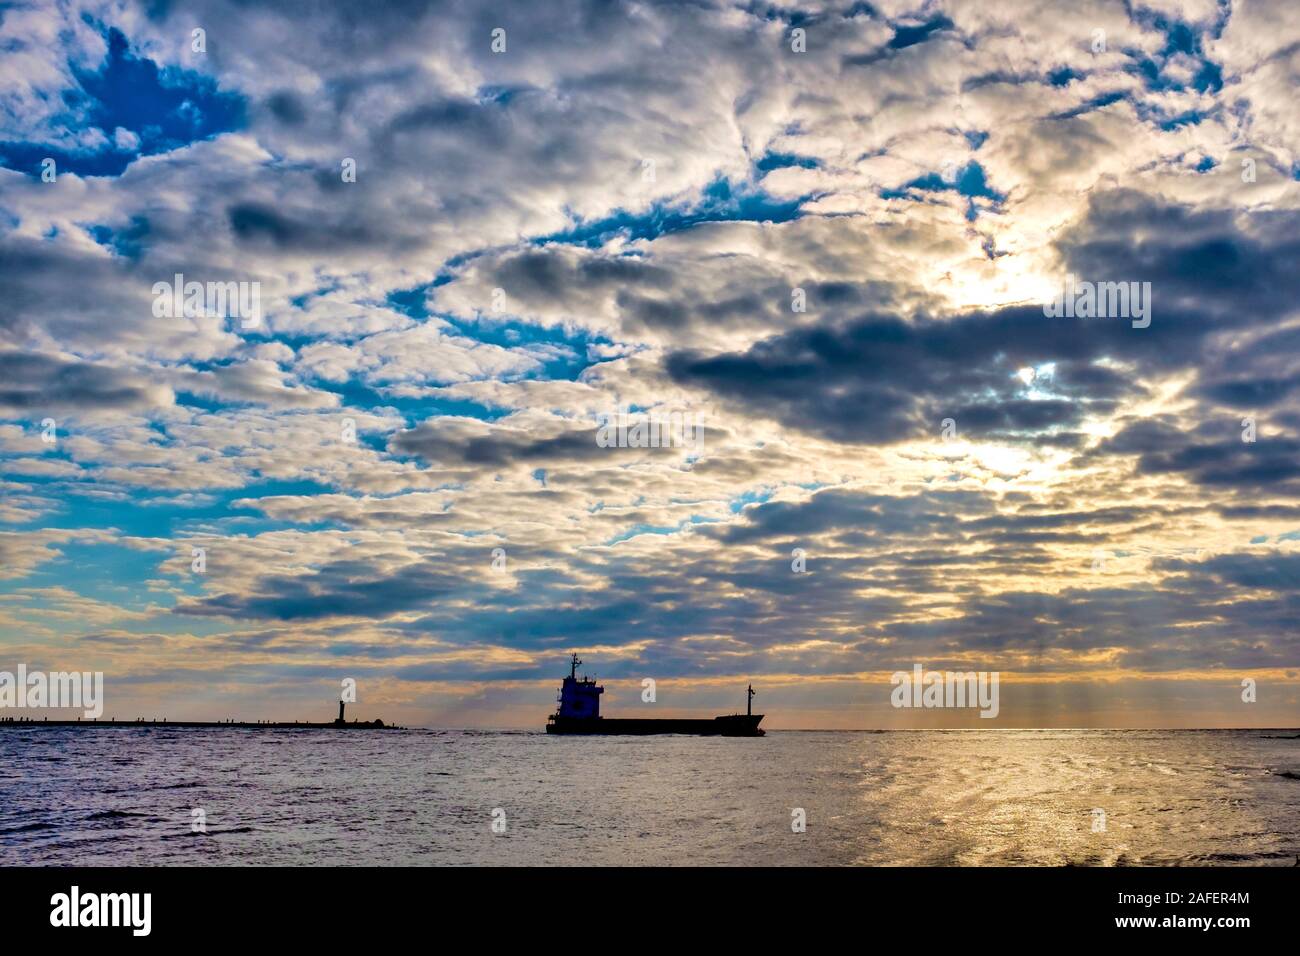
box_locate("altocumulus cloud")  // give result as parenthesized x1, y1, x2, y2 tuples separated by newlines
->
(0, 0, 1297, 727)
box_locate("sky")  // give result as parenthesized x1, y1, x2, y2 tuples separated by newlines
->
(1, 0, 1298, 729)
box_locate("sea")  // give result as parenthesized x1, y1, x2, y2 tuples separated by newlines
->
(2, 728, 1297, 866)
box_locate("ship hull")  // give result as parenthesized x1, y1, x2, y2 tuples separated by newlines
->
(546, 714, 764, 736)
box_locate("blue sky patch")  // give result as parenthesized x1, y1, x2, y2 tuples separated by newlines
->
(881, 161, 1005, 221)
(756, 151, 820, 173)
(888, 16, 953, 50)
(0, 27, 244, 178)
(538, 176, 808, 248)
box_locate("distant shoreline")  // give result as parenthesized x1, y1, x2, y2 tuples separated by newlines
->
(0, 721, 1294, 733)
(0, 718, 397, 730)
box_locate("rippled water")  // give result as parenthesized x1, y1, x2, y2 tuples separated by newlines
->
(1, 728, 1297, 866)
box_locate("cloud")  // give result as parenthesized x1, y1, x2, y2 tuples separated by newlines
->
(0, 350, 174, 414)
(1, 0, 1298, 726)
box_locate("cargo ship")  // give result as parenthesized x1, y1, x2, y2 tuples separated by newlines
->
(545, 655, 764, 736)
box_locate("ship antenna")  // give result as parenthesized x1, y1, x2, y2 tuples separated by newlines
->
(571, 653, 582, 679)
(748, 684, 755, 717)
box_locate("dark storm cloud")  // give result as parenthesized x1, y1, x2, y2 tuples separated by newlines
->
(488, 248, 675, 305)
(887, 582, 1299, 671)
(264, 90, 308, 126)
(0, 237, 149, 345)
(1054, 192, 1300, 321)
(665, 304, 1120, 443)
(665, 191, 1300, 446)
(390, 416, 719, 469)
(390, 421, 604, 468)
(619, 280, 869, 337)
(1192, 323, 1300, 410)
(393, 539, 1299, 677)
(388, 549, 915, 664)
(1156, 550, 1300, 591)
(1095, 416, 1300, 494)
(227, 201, 384, 252)
(0, 350, 173, 413)
(176, 558, 469, 621)
(707, 487, 994, 544)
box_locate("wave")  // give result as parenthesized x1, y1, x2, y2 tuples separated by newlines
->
(0, 821, 54, 834)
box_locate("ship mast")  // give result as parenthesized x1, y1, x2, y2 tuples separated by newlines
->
(570, 653, 582, 679)
(747, 684, 755, 716)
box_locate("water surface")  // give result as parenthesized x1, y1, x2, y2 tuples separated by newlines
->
(2, 728, 1296, 865)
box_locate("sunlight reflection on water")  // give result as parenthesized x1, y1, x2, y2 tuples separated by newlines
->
(1, 728, 1296, 865)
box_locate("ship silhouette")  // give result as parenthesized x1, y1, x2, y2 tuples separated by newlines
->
(545, 655, 764, 736)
